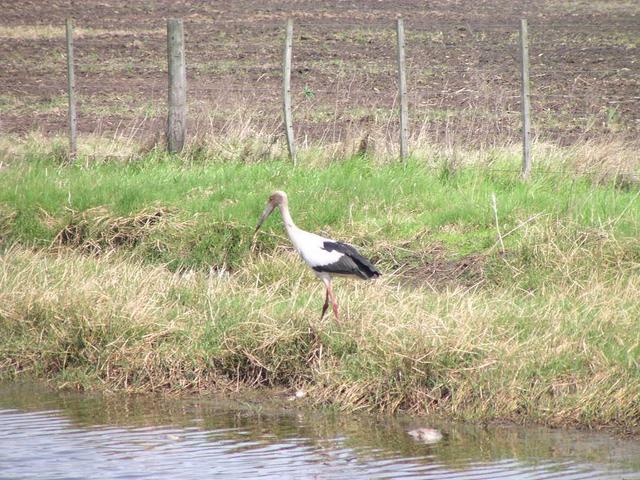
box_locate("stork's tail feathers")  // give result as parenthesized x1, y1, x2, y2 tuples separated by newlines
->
(357, 260, 380, 280)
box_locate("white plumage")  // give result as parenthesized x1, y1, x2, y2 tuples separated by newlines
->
(288, 228, 344, 269)
(254, 191, 380, 321)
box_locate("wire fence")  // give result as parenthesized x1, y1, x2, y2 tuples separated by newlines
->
(1, 16, 639, 168)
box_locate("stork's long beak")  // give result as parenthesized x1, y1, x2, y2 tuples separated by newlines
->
(255, 202, 275, 232)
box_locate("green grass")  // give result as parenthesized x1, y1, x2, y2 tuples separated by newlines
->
(0, 137, 639, 431)
(1, 141, 638, 267)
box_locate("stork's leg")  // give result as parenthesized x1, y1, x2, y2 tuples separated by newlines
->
(320, 288, 330, 320)
(321, 277, 339, 322)
(327, 282, 339, 321)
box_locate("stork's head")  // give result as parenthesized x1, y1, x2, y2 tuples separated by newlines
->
(255, 191, 288, 232)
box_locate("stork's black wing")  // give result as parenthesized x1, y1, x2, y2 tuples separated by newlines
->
(312, 241, 380, 279)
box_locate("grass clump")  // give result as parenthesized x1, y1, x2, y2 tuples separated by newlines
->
(0, 137, 639, 431)
(1, 138, 639, 270)
(1, 237, 638, 429)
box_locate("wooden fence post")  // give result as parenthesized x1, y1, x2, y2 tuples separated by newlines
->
(167, 18, 186, 153)
(396, 17, 409, 164)
(282, 18, 297, 165)
(65, 18, 77, 160)
(519, 18, 532, 179)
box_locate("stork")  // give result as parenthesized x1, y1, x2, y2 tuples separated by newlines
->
(254, 191, 380, 321)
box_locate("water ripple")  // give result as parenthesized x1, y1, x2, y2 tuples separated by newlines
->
(1, 393, 639, 480)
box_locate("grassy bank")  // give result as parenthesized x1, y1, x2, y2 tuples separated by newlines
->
(1, 137, 640, 431)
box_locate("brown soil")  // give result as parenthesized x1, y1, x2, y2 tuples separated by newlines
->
(1, 1, 639, 146)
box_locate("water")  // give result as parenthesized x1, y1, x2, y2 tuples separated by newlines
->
(1, 382, 639, 479)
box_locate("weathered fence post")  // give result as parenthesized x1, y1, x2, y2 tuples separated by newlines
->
(519, 18, 532, 179)
(65, 18, 77, 160)
(167, 18, 186, 153)
(282, 18, 297, 165)
(396, 17, 409, 164)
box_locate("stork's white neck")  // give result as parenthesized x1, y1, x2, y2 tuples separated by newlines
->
(277, 201, 308, 257)
(278, 203, 299, 237)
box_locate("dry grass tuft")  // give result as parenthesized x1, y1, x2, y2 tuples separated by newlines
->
(569, 139, 640, 187)
(0, 25, 162, 40)
(0, 204, 17, 238)
(0, 247, 224, 392)
(47, 206, 173, 254)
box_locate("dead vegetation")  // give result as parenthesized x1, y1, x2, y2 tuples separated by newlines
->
(399, 252, 487, 289)
(47, 206, 171, 254)
(566, 139, 640, 189)
(377, 241, 487, 289)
